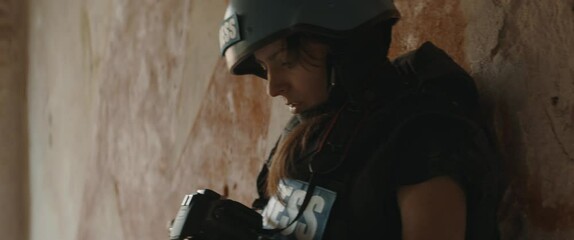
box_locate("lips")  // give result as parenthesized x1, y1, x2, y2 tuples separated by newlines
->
(286, 102, 299, 108)
(286, 102, 299, 112)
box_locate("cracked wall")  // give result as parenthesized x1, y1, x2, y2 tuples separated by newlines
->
(14, 0, 574, 239)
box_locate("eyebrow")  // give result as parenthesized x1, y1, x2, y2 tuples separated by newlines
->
(256, 47, 287, 63)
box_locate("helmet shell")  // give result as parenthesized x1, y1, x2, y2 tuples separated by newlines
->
(219, 0, 401, 76)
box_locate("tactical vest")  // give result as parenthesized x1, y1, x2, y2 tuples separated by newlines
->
(254, 42, 503, 240)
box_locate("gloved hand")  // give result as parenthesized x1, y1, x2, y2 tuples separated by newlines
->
(167, 189, 263, 240)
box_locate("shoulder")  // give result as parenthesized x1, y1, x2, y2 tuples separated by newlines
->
(394, 112, 478, 148)
(390, 112, 491, 187)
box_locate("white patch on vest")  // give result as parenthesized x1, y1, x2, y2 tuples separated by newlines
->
(262, 179, 337, 240)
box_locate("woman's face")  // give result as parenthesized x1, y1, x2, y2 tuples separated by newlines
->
(253, 38, 330, 114)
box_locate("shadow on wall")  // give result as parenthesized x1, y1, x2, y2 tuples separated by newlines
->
(0, 0, 30, 239)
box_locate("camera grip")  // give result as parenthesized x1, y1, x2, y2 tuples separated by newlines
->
(169, 189, 263, 240)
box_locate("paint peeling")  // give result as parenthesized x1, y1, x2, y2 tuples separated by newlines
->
(460, 0, 505, 70)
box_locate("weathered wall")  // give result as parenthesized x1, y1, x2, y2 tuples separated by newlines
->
(26, 0, 290, 239)
(461, 1, 574, 239)
(390, 0, 574, 239)
(23, 0, 574, 240)
(0, 0, 27, 239)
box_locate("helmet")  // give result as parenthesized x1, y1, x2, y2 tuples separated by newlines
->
(219, 0, 401, 77)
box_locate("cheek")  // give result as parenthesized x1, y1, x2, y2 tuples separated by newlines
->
(303, 73, 329, 101)
(287, 64, 329, 101)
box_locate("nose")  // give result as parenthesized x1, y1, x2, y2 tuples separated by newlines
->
(266, 70, 288, 97)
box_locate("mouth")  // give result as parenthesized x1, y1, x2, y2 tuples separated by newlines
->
(286, 102, 299, 112)
(286, 101, 299, 107)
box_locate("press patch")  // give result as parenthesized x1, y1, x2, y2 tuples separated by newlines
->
(261, 179, 337, 240)
(219, 13, 242, 55)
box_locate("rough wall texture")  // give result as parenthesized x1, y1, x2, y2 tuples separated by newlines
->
(0, 0, 27, 239)
(27, 0, 275, 239)
(460, 0, 574, 239)
(23, 0, 574, 240)
(395, 0, 574, 239)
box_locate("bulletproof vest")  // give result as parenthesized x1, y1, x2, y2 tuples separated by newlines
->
(254, 41, 502, 240)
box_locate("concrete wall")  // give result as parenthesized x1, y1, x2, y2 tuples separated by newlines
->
(11, 0, 574, 239)
(0, 0, 27, 239)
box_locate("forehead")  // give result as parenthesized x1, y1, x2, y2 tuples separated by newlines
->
(253, 38, 286, 61)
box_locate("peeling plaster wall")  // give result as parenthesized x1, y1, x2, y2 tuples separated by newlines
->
(27, 0, 259, 239)
(0, 0, 27, 239)
(27, 0, 288, 239)
(24, 0, 574, 240)
(460, 0, 574, 239)
(393, 0, 574, 239)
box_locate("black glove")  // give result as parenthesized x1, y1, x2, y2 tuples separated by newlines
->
(169, 189, 263, 240)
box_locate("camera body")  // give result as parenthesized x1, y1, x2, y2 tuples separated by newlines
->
(169, 189, 263, 240)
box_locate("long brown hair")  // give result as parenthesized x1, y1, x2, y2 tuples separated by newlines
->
(264, 21, 394, 197)
(264, 34, 334, 197)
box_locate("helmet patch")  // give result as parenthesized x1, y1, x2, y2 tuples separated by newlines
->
(219, 13, 242, 56)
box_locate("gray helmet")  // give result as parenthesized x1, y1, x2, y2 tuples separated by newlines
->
(219, 0, 401, 77)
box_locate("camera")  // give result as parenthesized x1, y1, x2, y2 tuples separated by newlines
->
(169, 189, 263, 240)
